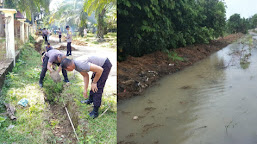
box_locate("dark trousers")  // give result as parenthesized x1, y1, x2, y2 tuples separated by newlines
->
(59, 35, 61, 42)
(44, 34, 48, 43)
(39, 56, 68, 83)
(89, 59, 112, 107)
(67, 42, 71, 55)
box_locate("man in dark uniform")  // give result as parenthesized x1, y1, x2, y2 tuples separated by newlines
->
(65, 26, 72, 56)
(58, 28, 62, 43)
(61, 55, 112, 119)
(39, 49, 70, 87)
(42, 28, 48, 43)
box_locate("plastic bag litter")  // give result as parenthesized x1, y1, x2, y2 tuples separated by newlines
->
(17, 98, 29, 107)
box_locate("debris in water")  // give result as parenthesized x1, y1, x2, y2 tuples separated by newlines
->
(133, 116, 138, 120)
(142, 123, 164, 134)
(180, 85, 191, 89)
(144, 107, 156, 112)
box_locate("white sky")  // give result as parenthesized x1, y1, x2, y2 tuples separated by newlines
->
(50, 0, 257, 19)
(224, 0, 257, 19)
(49, 0, 64, 12)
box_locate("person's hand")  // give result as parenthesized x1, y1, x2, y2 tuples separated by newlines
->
(91, 83, 98, 93)
(83, 90, 88, 99)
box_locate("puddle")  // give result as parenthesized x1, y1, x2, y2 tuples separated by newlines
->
(118, 33, 257, 144)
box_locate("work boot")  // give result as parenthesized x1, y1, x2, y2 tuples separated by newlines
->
(89, 106, 99, 119)
(63, 79, 69, 83)
(81, 95, 93, 105)
(39, 82, 43, 88)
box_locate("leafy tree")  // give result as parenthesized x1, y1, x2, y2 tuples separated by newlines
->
(227, 13, 249, 34)
(118, 0, 226, 61)
(197, 0, 226, 38)
(84, 0, 116, 41)
(4, 0, 50, 20)
(251, 14, 257, 28)
(49, 0, 88, 36)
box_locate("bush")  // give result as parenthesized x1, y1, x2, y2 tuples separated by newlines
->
(118, 0, 226, 61)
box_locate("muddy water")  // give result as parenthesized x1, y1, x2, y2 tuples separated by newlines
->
(118, 34, 257, 144)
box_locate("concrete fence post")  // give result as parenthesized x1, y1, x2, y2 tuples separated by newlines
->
(0, 9, 17, 66)
(18, 19, 25, 43)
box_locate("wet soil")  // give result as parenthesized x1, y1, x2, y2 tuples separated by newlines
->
(118, 33, 244, 100)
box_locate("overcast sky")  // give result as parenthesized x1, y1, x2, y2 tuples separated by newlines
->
(224, 0, 257, 19)
(50, 0, 257, 19)
(50, 0, 64, 12)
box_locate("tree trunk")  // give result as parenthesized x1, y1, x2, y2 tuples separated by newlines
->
(78, 26, 85, 37)
(97, 8, 106, 42)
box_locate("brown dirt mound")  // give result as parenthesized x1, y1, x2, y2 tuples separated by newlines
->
(52, 35, 88, 46)
(73, 40, 88, 46)
(34, 40, 43, 53)
(118, 33, 244, 100)
(56, 45, 77, 51)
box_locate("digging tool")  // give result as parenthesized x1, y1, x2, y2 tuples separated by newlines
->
(63, 103, 80, 142)
(99, 105, 111, 118)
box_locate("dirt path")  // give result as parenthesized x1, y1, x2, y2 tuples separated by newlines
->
(118, 33, 244, 100)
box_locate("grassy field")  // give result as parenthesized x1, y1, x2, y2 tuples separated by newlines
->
(0, 37, 117, 143)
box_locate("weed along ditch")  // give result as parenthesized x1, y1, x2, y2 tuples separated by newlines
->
(118, 31, 257, 144)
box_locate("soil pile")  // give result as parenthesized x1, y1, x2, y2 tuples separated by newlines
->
(56, 45, 77, 51)
(118, 33, 244, 100)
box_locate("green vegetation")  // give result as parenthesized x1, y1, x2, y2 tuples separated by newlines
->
(118, 0, 257, 61)
(226, 14, 257, 34)
(0, 36, 116, 143)
(4, 0, 50, 20)
(0, 42, 54, 143)
(59, 74, 117, 144)
(118, 0, 226, 61)
(163, 49, 184, 62)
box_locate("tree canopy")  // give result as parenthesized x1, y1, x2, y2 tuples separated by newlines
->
(118, 0, 227, 61)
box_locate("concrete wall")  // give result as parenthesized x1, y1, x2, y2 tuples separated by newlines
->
(0, 51, 20, 93)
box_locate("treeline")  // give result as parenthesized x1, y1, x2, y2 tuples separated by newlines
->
(227, 14, 257, 34)
(118, 0, 257, 61)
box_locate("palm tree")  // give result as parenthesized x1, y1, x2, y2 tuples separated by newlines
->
(49, 0, 88, 36)
(4, 0, 50, 20)
(84, 0, 116, 41)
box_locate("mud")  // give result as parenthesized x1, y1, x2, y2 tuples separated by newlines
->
(118, 33, 244, 100)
